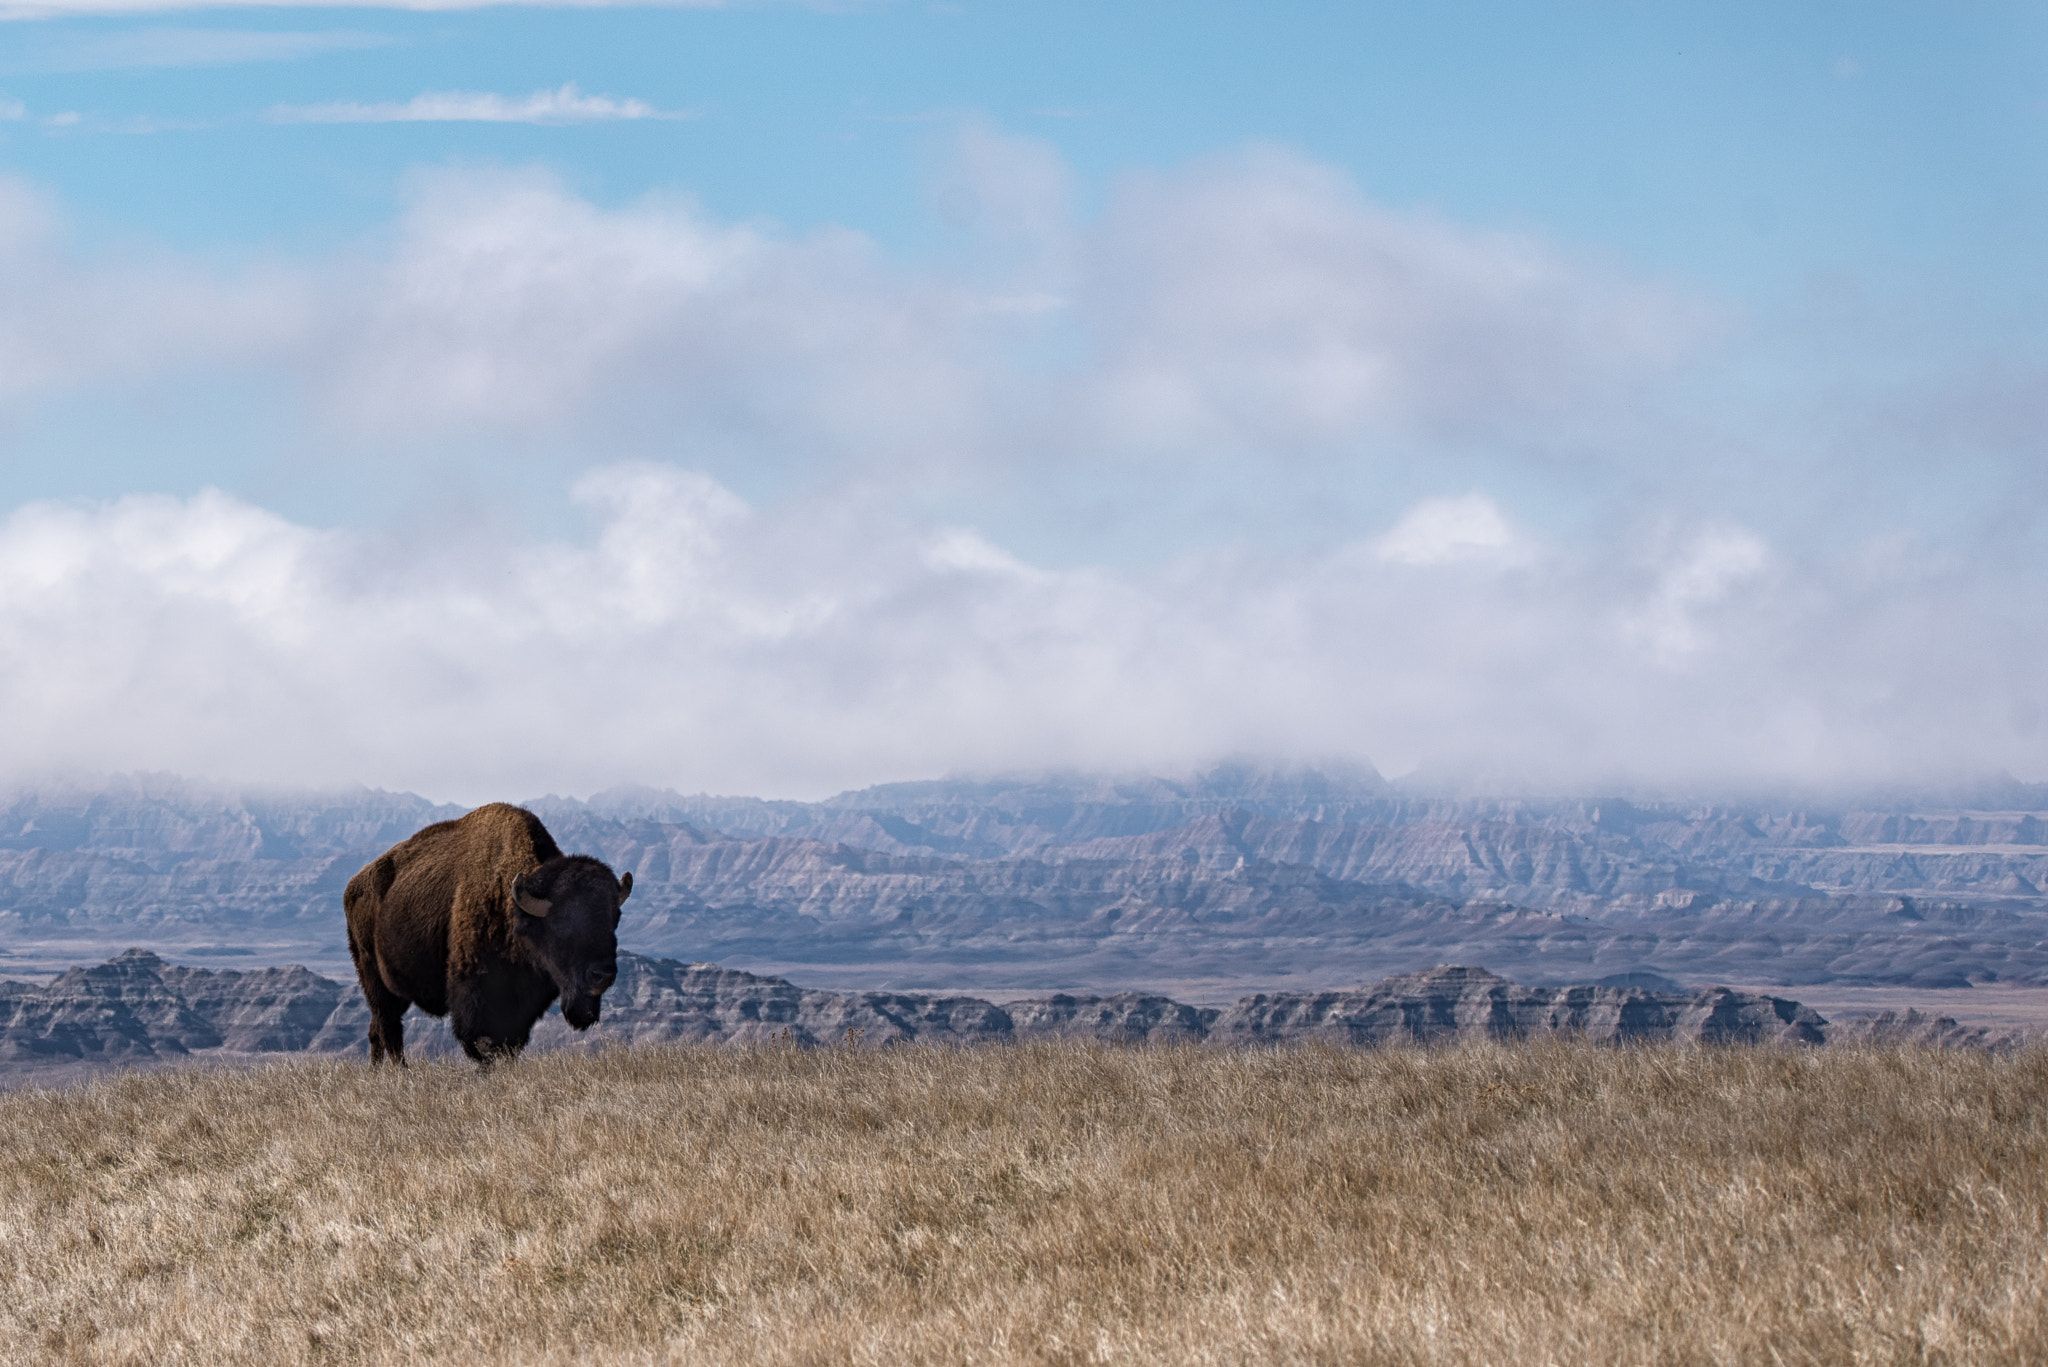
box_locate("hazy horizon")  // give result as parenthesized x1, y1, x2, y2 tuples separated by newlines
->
(6, 759, 2048, 814)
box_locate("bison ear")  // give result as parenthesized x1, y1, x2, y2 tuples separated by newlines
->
(618, 871, 633, 903)
(514, 875, 553, 919)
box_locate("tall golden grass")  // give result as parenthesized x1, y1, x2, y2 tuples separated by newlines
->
(2, 1041, 2045, 1364)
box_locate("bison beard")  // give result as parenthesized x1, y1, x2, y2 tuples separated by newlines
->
(343, 803, 633, 1065)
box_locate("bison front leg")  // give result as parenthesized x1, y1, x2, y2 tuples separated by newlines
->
(455, 1012, 538, 1065)
(450, 994, 498, 1063)
(450, 985, 531, 1066)
(450, 965, 554, 1067)
(456, 1026, 527, 1066)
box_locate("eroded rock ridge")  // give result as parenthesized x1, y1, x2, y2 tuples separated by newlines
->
(7, 770, 2048, 991)
(1, 950, 1861, 1078)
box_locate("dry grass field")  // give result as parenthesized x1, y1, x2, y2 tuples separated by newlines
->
(3, 1042, 2047, 1365)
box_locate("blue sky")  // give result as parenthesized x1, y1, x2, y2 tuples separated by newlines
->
(3, 4, 2039, 290)
(0, 1, 2044, 799)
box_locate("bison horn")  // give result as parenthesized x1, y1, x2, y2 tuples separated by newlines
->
(619, 871, 633, 902)
(516, 888, 553, 918)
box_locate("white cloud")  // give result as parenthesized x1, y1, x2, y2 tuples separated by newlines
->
(277, 165, 1002, 475)
(922, 527, 1046, 581)
(934, 119, 1075, 286)
(0, 466, 2036, 801)
(0, 146, 1706, 477)
(270, 150, 1704, 478)
(302, 168, 907, 435)
(1374, 495, 1531, 567)
(0, 176, 308, 404)
(1078, 146, 1714, 453)
(1627, 526, 1772, 664)
(270, 83, 678, 125)
(0, 96, 24, 119)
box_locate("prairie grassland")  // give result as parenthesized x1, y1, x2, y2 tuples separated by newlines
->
(2, 1042, 2046, 1365)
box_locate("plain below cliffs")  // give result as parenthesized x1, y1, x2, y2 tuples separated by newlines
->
(12, 949, 2008, 1084)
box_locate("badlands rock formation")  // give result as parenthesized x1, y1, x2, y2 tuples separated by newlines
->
(0, 949, 1861, 1082)
(6, 771, 2048, 992)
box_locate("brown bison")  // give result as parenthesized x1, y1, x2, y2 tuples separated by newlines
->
(344, 803, 633, 1064)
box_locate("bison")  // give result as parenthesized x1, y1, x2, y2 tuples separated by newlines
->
(344, 803, 633, 1064)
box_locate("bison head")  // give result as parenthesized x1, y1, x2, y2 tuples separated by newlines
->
(511, 856, 633, 1030)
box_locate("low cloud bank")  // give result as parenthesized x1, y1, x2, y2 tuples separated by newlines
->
(0, 466, 2034, 802)
(0, 135, 2035, 800)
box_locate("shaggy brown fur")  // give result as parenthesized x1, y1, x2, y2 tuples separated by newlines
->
(344, 803, 631, 1065)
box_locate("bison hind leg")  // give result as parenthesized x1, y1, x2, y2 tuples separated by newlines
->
(361, 978, 410, 1066)
(369, 1001, 408, 1066)
(349, 941, 410, 1067)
